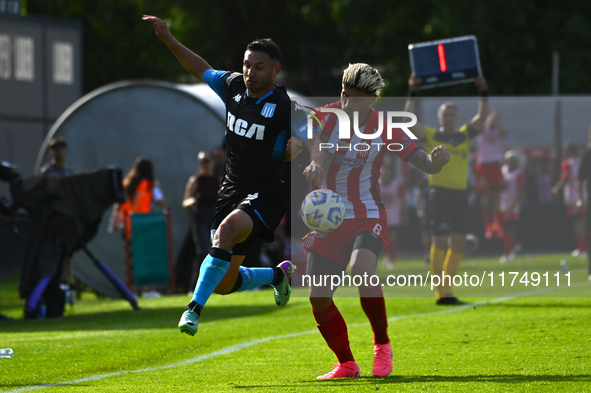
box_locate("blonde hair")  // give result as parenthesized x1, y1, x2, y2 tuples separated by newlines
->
(342, 63, 384, 96)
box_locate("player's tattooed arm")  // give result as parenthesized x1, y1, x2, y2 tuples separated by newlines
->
(408, 146, 450, 174)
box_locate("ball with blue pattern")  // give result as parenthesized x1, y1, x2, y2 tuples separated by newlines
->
(301, 189, 346, 233)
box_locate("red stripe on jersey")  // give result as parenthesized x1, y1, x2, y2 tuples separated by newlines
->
(348, 112, 382, 219)
(313, 103, 418, 221)
(347, 157, 365, 218)
(370, 150, 387, 216)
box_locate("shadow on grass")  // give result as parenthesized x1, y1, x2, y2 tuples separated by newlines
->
(231, 374, 591, 389)
(0, 303, 281, 333)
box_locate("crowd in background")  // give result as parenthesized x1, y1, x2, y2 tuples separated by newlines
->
(375, 125, 589, 268)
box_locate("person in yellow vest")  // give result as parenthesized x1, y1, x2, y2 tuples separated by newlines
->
(110, 157, 166, 239)
(405, 73, 488, 305)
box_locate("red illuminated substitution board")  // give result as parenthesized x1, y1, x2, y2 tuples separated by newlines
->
(409, 36, 481, 89)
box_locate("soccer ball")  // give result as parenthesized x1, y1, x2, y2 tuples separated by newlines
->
(301, 189, 346, 233)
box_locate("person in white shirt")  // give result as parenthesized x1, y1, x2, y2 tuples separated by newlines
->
(475, 108, 507, 239)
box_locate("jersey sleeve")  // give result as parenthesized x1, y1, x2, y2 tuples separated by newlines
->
(460, 124, 475, 140)
(385, 126, 421, 162)
(203, 69, 239, 102)
(290, 100, 313, 140)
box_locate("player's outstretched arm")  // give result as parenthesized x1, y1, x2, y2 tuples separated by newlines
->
(408, 146, 450, 175)
(467, 76, 489, 134)
(142, 15, 212, 82)
(489, 107, 508, 138)
(404, 73, 427, 141)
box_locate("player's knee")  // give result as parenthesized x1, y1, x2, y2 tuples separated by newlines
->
(350, 264, 373, 278)
(215, 220, 239, 249)
(215, 214, 251, 249)
(309, 296, 332, 310)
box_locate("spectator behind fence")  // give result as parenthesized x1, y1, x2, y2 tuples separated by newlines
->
(40, 136, 74, 292)
(499, 151, 525, 263)
(475, 108, 507, 239)
(109, 157, 166, 238)
(183, 151, 221, 289)
(538, 157, 553, 203)
(576, 126, 591, 280)
(552, 143, 587, 258)
(40, 137, 73, 176)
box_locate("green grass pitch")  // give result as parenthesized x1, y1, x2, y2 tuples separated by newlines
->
(0, 253, 590, 392)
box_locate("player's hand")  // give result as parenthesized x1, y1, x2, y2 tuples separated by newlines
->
(408, 73, 422, 91)
(303, 161, 324, 188)
(431, 146, 450, 168)
(576, 199, 584, 209)
(474, 75, 488, 92)
(284, 137, 304, 162)
(416, 207, 425, 219)
(142, 15, 173, 42)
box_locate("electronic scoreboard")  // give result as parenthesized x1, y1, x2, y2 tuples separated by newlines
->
(408, 35, 481, 89)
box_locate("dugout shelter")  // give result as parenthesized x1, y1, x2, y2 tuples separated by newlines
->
(34, 80, 226, 298)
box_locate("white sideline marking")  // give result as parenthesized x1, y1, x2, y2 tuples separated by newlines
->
(5, 284, 583, 392)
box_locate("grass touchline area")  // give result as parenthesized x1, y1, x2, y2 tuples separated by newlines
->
(1, 253, 590, 392)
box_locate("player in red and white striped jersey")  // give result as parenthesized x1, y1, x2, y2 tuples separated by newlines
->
(297, 63, 450, 379)
(499, 151, 525, 263)
(312, 101, 417, 222)
(552, 143, 587, 257)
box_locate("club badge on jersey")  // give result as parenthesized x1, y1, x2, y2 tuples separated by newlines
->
(261, 103, 276, 118)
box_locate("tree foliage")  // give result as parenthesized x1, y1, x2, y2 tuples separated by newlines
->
(24, 0, 591, 96)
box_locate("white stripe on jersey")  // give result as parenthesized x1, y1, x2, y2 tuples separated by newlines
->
(304, 235, 316, 249)
(321, 114, 383, 220)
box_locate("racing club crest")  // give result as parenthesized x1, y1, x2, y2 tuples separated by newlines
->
(261, 103, 277, 118)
